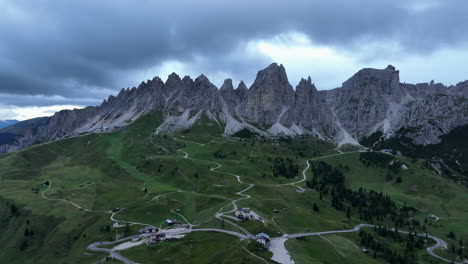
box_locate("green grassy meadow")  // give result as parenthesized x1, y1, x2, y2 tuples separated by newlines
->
(0, 113, 466, 263)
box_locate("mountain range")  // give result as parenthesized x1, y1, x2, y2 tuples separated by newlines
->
(0, 120, 18, 129)
(0, 63, 467, 153)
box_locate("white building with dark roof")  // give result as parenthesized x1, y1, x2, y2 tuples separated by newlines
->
(235, 208, 252, 220)
(255, 232, 271, 247)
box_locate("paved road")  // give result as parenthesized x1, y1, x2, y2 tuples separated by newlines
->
(87, 236, 137, 264)
(83, 143, 459, 264)
(159, 226, 248, 239)
(277, 160, 311, 187)
(284, 224, 374, 239)
(109, 210, 154, 227)
(179, 147, 255, 238)
(190, 228, 249, 239)
(215, 213, 253, 238)
(272, 151, 361, 189)
(275, 224, 460, 264)
(86, 227, 248, 263)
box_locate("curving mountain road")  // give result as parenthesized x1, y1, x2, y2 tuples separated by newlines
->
(41, 139, 459, 264)
(178, 148, 255, 238)
(87, 237, 137, 264)
(271, 224, 461, 264)
(189, 228, 249, 239)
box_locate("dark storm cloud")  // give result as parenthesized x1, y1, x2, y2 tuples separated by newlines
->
(1, 0, 467, 107)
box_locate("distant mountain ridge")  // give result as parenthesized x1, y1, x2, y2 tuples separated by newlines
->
(0, 120, 18, 129)
(1, 63, 467, 153)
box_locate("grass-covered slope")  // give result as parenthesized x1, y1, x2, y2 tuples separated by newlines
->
(0, 113, 467, 264)
(362, 125, 468, 184)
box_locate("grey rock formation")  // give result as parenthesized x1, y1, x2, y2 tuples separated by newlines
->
(239, 63, 295, 126)
(1, 63, 467, 152)
(324, 65, 468, 145)
(324, 65, 404, 138)
(291, 77, 339, 139)
(448, 80, 468, 97)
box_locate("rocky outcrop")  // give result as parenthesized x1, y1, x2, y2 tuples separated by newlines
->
(323, 65, 468, 145)
(239, 63, 295, 126)
(324, 65, 404, 138)
(448, 80, 468, 97)
(1, 63, 467, 152)
(291, 77, 338, 139)
(392, 93, 468, 144)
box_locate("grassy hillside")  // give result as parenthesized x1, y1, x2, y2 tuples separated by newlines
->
(362, 125, 468, 185)
(0, 113, 466, 264)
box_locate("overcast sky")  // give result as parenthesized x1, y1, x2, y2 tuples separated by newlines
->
(1, 0, 468, 120)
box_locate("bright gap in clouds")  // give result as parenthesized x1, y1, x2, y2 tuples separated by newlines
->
(250, 32, 360, 89)
(127, 31, 468, 92)
(0, 105, 83, 121)
(6, 31, 468, 122)
(249, 32, 468, 89)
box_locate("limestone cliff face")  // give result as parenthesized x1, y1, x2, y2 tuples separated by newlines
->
(392, 93, 468, 144)
(291, 77, 339, 139)
(1, 63, 467, 152)
(239, 63, 295, 125)
(323, 65, 468, 145)
(324, 65, 404, 138)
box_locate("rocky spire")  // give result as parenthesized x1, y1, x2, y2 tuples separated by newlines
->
(2, 63, 468, 154)
(165, 72, 182, 88)
(220, 79, 234, 91)
(220, 79, 242, 108)
(251, 63, 290, 88)
(239, 63, 295, 125)
(235, 81, 248, 100)
(296, 77, 317, 95)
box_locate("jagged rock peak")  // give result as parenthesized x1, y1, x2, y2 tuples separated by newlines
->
(117, 88, 127, 96)
(166, 72, 181, 86)
(152, 76, 163, 82)
(138, 81, 147, 88)
(342, 65, 400, 92)
(235, 81, 248, 99)
(195, 74, 208, 81)
(237, 81, 248, 91)
(220, 79, 233, 91)
(194, 74, 214, 87)
(296, 76, 317, 92)
(3, 62, 468, 155)
(254, 62, 289, 84)
(151, 76, 165, 88)
(181, 75, 193, 82)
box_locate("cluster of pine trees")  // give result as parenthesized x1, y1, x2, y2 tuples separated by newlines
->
(271, 157, 299, 179)
(304, 160, 467, 263)
(306, 161, 400, 222)
(359, 227, 427, 264)
(213, 149, 227, 159)
(359, 152, 394, 167)
(359, 152, 403, 175)
(306, 161, 425, 227)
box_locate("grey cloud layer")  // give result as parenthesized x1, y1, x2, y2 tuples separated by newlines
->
(1, 0, 467, 106)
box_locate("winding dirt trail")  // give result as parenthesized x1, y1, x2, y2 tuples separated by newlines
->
(177, 148, 255, 237)
(40, 138, 458, 264)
